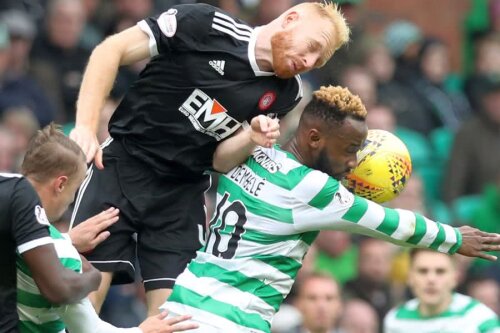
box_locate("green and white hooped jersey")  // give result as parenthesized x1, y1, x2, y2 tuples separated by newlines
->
(17, 225, 81, 333)
(164, 146, 463, 333)
(384, 293, 500, 333)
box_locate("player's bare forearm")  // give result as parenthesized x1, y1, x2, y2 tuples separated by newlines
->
(75, 42, 121, 132)
(75, 26, 150, 132)
(24, 245, 101, 304)
(213, 128, 256, 173)
(213, 115, 280, 173)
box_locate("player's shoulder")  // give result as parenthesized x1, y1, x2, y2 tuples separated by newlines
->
(258, 146, 306, 175)
(0, 173, 33, 199)
(452, 293, 497, 319)
(171, 3, 253, 35)
(389, 298, 420, 319)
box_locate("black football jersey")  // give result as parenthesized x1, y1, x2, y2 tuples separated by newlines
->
(108, 3, 302, 178)
(0, 174, 52, 331)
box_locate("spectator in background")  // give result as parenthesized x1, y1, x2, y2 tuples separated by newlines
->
(365, 103, 396, 132)
(338, 299, 379, 333)
(2, 9, 36, 76)
(465, 32, 500, 111)
(384, 20, 422, 84)
(2, 107, 40, 171)
(0, 18, 55, 128)
(30, 0, 90, 123)
(339, 66, 377, 110)
(310, 0, 369, 87)
(80, 0, 107, 51)
(252, 0, 294, 26)
(471, 170, 500, 235)
(314, 231, 358, 285)
(387, 175, 427, 215)
(0, 126, 17, 172)
(365, 104, 434, 175)
(443, 74, 500, 203)
(344, 238, 396, 325)
(106, 0, 154, 35)
(364, 39, 429, 134)
(409, 37, 471, 133)
(384, 249, 499, 333)
(290, 273, 343, 333)
(465, 275, 500, 315)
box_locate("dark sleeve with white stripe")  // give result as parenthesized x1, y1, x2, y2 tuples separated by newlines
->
(11, 178, 51, 254)
(137, 3, 217, 56)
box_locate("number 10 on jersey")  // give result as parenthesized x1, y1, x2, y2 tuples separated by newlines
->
(206, 192, 248, 259)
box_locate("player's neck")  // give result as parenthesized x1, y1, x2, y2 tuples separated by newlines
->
(281, 137, 307, 165)
(254, 24, 275, 72)
(418, 294, 453, 317)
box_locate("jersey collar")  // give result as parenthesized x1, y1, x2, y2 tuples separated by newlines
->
(248, 26, 275, 77)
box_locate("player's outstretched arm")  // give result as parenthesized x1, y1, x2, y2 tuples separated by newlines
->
(455, 226, 500, 261)
(213, 115, 280, 173)
(60, 297, 198, 333)
(23, 245, 101, 305)
(314, 187, 500, 260)
(296, 184, 465, 255)
(68, 207, 120, 253)
(71, 26, 150, 169)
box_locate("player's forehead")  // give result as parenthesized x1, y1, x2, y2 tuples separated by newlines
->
(301, 277, 339, 296)
(303, 17, 334, 44)
(412, 251, 453, 269)
(335, 118, 367, 144)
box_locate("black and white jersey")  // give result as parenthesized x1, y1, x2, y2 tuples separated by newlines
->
(0, 174, 52, 331)
(109, 3, 302, 178)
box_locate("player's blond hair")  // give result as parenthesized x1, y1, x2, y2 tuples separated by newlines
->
(295, 1, 350, 67)
(22, 123, 86, 183)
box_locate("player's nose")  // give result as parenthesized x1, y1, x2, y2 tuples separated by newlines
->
(302, 54, 317, 70)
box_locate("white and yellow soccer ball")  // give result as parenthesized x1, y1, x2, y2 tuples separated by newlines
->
(342, 129, 412, 203)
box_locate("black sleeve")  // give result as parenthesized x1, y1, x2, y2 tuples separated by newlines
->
(11, 178, 51, 254)
(137, 4, 215, 56)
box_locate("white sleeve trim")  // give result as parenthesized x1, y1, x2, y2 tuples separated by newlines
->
(17, 236, 53, 254)
(59, 297, 142, 333)
(137, 20, 159, 57)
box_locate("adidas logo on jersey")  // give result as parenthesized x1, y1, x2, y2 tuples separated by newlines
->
(209, 60, 225, 75)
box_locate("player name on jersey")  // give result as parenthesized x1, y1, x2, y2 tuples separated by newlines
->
(228, 164, 265, 197)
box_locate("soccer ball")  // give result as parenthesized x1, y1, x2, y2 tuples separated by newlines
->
(342, 129, 412, 203)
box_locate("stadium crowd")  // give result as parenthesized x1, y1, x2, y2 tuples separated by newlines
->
(0, 0, 498, 332)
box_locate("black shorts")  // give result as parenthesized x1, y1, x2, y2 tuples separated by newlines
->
(70, 138, 209, 290)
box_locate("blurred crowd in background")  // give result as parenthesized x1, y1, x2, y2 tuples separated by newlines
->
(0, 0, 499, 332)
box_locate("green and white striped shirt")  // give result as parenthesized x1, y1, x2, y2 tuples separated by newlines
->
(163, 146, 462, 333)
(16, 225, 142, 333)
(384, 293, 500, 333)
(17, 225, 81, 333)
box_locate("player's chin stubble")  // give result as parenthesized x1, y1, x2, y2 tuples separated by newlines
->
(271, 31, 297, 79)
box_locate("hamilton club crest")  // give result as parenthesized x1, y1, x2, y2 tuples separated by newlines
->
(258, 91, 276, 111)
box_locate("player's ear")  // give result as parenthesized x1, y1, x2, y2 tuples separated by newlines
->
(308, 128, 322, 149)
(54, 175, 68, 194)
(282, 11, 299, 28)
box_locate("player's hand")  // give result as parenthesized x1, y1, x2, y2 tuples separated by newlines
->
(138, 310, 199, 333)
(456, 226, 500, 261)
(69, 126, 104, 169)
(250, 115, 280, 148)
(68, 207, 119, 253)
